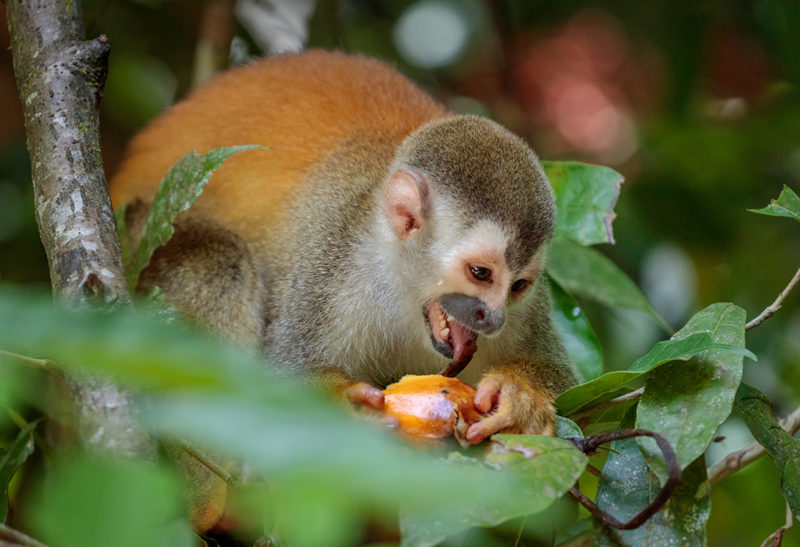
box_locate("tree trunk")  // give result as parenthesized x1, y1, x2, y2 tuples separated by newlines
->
(6, 0, 155, 458)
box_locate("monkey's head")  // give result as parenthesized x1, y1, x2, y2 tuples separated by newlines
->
(381, 115, 556, 366)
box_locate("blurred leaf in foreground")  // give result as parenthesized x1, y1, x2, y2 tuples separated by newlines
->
(0, 285, 531, 546)
(28, 456, 194, 547)
(0, 285, 267, 394)
(400, 435, 587, 547)
(147, 395, 527, 546)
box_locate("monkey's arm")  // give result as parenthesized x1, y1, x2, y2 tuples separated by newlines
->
(125, 204, 267, 348)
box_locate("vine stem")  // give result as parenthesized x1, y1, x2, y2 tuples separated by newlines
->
(746, 265, 800, 331)
(181, 442, 237, 484)
(567, 428, 681, 530)
(0, 522, 48, 547)
(760, 503, 793, 547)
(0, 348, 52, 370)
(568, 388, 644, 421)
(707, 406, 800, 484)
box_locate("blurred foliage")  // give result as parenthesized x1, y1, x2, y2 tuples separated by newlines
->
(1, 0, 800, 545)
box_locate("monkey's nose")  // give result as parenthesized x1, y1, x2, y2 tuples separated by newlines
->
(439, 294, 505, 335)
(474, 304, 504, 335)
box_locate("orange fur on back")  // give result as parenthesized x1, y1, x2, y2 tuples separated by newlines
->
(109, 50, 449, 247)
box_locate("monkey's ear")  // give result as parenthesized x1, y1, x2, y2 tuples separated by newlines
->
(383, 169, 430, 239)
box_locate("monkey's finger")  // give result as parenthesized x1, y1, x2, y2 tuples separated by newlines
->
(345, 382, 385, 410)
(466, 411, 514, 444)
(474, 380, 502, 413)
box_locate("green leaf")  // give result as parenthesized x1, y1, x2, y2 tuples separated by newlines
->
(547, 236, 671, 333)
(147, 395, 519, 547)
(0, 286, 267, 395)
(0, 421, 37, 522)
(556, 332, 752, 416)
(0, 353, 32, 414)
(544, 161, 624, 245)
(127, 145, 265, 290)
(0, 288, 599, 544)
(29, 456, 194, 547)
(733, 383, 800, 518)
(636, 303, 747, 481)
(550, 279, 604, 381)
(556, 416, 583, 439)
(594, 428, 710, 546)
(748, 185, 800, 223)
(400, 436, 588, 547)
(0, 288, 524, 547)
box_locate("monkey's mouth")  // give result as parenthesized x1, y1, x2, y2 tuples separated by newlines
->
(424, 299, 479, 367)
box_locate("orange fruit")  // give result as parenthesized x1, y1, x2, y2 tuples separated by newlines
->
(382, 375, 481, 446)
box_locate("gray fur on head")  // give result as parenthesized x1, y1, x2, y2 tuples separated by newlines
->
(391, 115, 556, 271)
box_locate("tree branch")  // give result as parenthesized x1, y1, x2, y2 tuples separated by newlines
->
(746, 265, 800, 331)
(7, 2, 127, 306)
(6, 0, 154, 458)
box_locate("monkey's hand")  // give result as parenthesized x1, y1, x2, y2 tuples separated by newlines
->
(344, 382, 385, 411)
(344, 382, 403, 430)
(466, 367, 556, 444)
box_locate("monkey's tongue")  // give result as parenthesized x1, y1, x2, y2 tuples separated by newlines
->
(449, 321, 478, 365)
(426, 299, 479, 374)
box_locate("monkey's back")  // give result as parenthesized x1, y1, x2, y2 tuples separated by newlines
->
(109, 50, 449, 245)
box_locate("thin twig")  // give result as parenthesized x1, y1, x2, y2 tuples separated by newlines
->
(760, 503, 794, 547)
(746, 265, 800, 331)
(181, 443, 236, 485)
(0, 523, 49, 547)
(0, 348, 52, 370)
(708, 406, 800, 484)
(568, 388, 644, 421)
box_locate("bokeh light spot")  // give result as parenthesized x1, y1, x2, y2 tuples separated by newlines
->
(393, 0, 470, 69)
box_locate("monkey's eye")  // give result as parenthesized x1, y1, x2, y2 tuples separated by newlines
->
(470, 266, 492, 282)
(511, 279, 530, 293)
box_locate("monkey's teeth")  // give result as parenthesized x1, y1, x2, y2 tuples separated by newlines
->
(438, 319, 447, 328)
(446, 315, 455, 322)
(440, 328, 450, 338)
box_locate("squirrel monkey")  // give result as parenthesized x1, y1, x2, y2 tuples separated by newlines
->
(110, 49, 578, 444)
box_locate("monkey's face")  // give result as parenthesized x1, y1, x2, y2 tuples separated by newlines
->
(383, 114, 556, 366)
(420, 218, 544, 365)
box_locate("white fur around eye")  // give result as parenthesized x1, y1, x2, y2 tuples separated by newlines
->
(436, 218, 509, 273)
